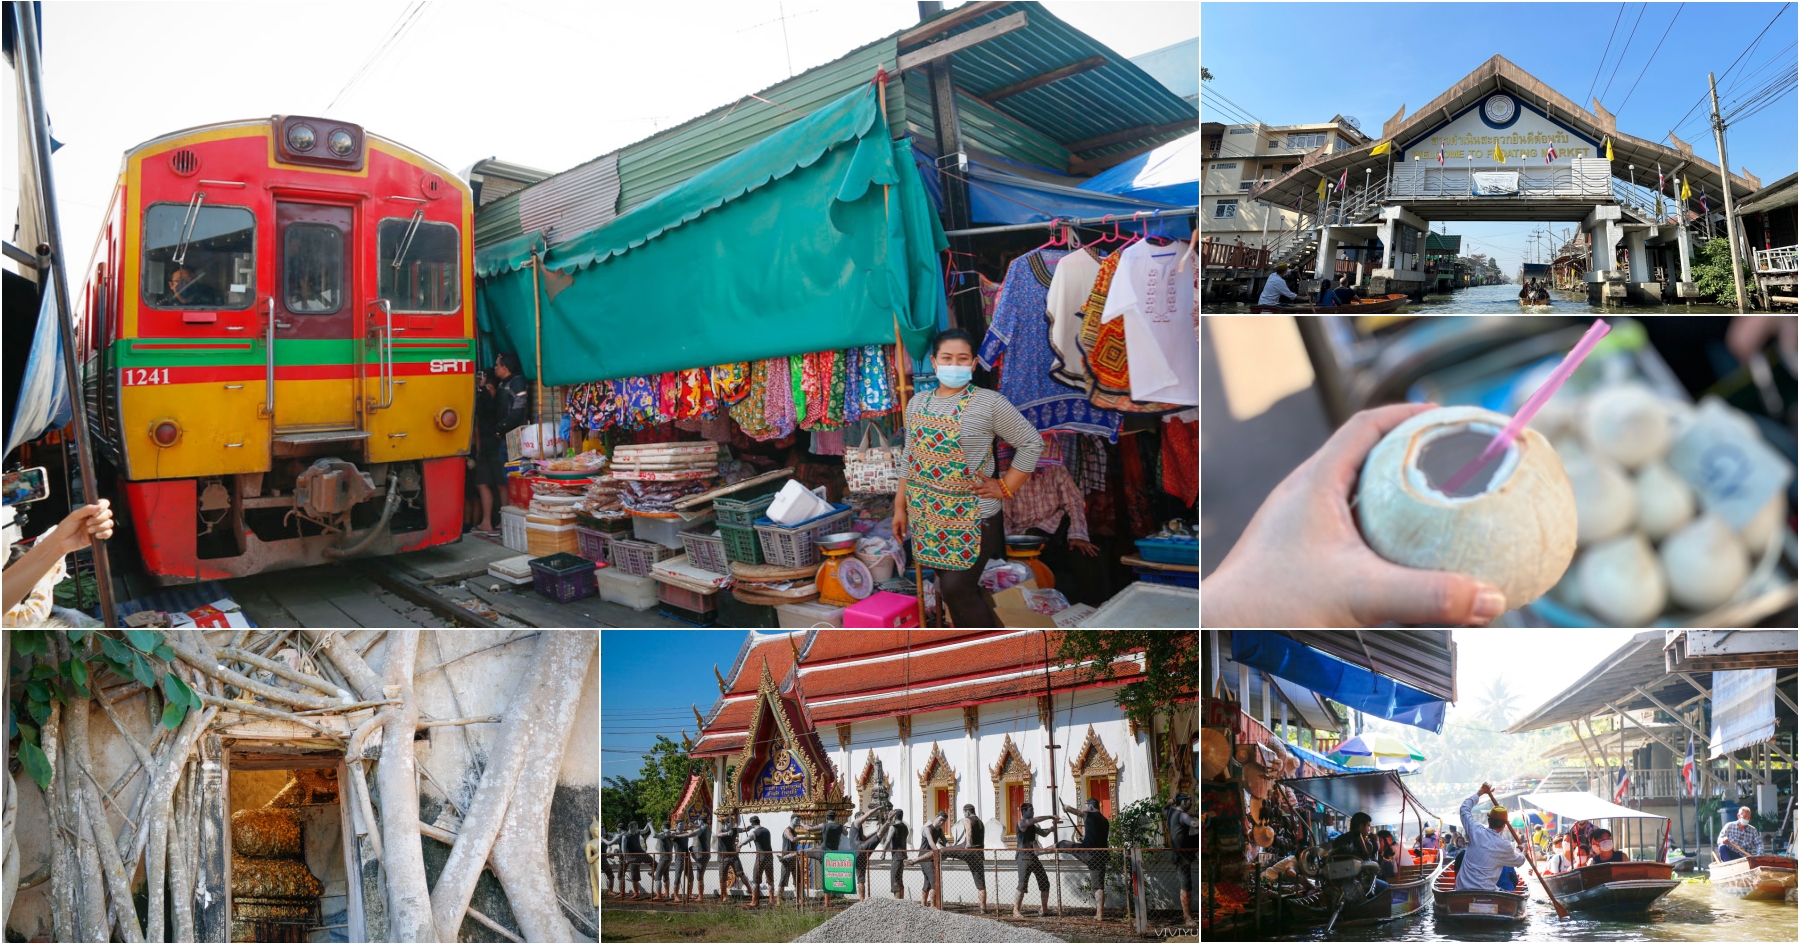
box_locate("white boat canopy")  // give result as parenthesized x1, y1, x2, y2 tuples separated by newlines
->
(1519, 791, 1669, 821)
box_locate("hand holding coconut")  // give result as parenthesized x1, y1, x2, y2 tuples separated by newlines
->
(1202, 403, 1510, 627)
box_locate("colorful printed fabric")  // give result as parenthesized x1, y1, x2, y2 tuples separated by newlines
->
(979, 248, 1124, 441)
(844, 346, 863, 424)
(710, 362, 752, 405)
(1079, 248, 1184, 416)
(1162, 417, 1197, 509)
(859, 344, 896, 414)
(729, 359, 777, 439)
(790, 354, 806, 422)
(621, 375, 658, 429)
(763, 356, 799, 439)
(674, 367, 717, 420)
(826, 348, 848, 428)
(905, 386, 984, 570)
(800, 350, 827, 429)
(979, 274, 1003, 319)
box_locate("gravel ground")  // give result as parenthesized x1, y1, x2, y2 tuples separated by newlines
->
(792, 897, 1066, 943)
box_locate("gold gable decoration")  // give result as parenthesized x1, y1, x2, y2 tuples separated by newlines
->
(719, 656, 851, 819)
(917, 741, 959, 822)
(1069, 725, 1121, 814)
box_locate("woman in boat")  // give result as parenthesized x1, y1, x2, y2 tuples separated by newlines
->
(1588, 829, 1628, 864)
(1546, 833, 1575, 874)
(1376, 829, 1400, 880)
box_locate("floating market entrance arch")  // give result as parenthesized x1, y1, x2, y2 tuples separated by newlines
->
(1250, 55, 1764, 305)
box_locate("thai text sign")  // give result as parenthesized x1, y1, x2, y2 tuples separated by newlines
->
(754, 747, 808, 801)
(1403, 92, 1598, 167)
(822, 852, 857, 893)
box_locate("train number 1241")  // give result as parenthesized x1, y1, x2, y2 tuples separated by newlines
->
(123, 368, 172, 386)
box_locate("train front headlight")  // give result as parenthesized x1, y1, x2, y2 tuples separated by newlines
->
(329, 130, 355, 156)
(435, 408, 459, 431)
(151, 419, 181, 447)
(287, 123, 316, 152)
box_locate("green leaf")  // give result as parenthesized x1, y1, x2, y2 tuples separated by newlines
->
(25, 680, 49, 703)
(45, 679, 63, 704)
(16, 719, 36, 746)
(163, 672, 201, 715)
(129, 650, 156, 690)
(19, 737, 53, 789)
(125, 629, 162, 653)
(153, 643, 176, 662)
(101, 635, 134, 667)
(70, 657, 88, 690)
(11, 630, 46, 656)
(30, 664, 58, 680)
(68, 627, 89, 646)
(28, 698, 50, 726)
(161, 700, 188, 730)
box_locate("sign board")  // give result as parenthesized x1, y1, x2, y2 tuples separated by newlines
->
(821, 851, 857, 894)
(1401, 91, 1600, 167)
(1204, 697, 1241, 733)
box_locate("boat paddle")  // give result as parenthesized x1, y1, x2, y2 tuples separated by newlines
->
(1484, 788, 1568, 919)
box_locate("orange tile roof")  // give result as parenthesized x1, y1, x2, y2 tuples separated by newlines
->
(794, 633, 1070, 701)
(799, 630, 994, 664)
(804, 657, 1147, 727)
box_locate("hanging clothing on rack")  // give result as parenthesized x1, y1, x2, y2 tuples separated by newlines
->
(710, 362, 753, 405)
(1047, 247, 1103, 389)
(1078, 250, 1185, 416)
(978, 274, 1003, 320)
(1102, 239, 1197, 406)
(857, 344, 897, 415)
(1073, 434, 1109, 495)
(978, 248, 1124, 440)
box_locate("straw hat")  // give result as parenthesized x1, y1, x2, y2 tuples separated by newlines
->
(1253, 825, 1277, 847)
(1202, 729, 1230, 779)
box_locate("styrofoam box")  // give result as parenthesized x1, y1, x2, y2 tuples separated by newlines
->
(500, 505, 529, 554)
(596, 567, 658, 611)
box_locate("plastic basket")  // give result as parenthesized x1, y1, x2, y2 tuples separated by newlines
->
(680, 529, 731, 575)
(575, 525, 613, 564)
(596, 568, 658, 611)
(753, 504, 853, 569)
(607, 537, 680, 577)
(529, 553, 598, 603)
(718, 592, 778, 628)
(657, 580, 718, 614)
(717, 522, 765, 566)
(633, 509, 716, 550)
(1134, 536, 1199, 566)
(712, 488, 780, 527)
(1134, 566, 1199, 588)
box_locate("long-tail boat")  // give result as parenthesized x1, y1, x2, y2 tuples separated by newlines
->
(1433, 865, 1530, 923)
(1251, 293, 1409, 314)
(1518, 791, 1680, 912)
(1708, 855, 1798, 901)
(1274, 769, 1447, 931)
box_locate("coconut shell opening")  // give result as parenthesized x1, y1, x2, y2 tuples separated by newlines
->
(1412, 423, 1519, 499)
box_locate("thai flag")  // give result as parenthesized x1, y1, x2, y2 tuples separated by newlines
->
(1546, 145, 1557, 164)
(1682, 734, 1696, 796)
(1701, 186, 1709, 214)
(1658, 164, 1665, 194)
(1438, 141, 1445, 166)
(1338, 167, 1349, 194)
(1614, 767, 1632, 804)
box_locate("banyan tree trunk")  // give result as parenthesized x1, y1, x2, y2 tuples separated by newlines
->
(374, 629, 441, 943)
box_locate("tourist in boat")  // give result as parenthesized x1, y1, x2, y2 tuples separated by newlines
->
(1327, 280, 1360, 306)
(1454, 783, 1529, 893)
(1718, 806, 1764, 861)
(1589, 828, 1629, 863)
(1376, 829, 1400, 879)
(1257, 263, 1301, 307)
(1546, 833, 1575, 874)
(1317, 277, 1339, 307)
(1329, 811, 1390, 902)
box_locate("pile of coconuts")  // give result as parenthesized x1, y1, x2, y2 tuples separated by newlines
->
(1531, 382, 1787, 626)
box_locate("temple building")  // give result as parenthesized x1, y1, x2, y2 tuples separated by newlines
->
(685, 630, 1197, 843)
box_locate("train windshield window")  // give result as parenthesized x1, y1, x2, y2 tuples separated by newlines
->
(378, 218, 459, 313)
(284, 223, 343, 314)
(142, 204, 256, 309)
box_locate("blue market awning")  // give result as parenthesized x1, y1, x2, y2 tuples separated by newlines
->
(909, 135, 1191, 235)
(1077, 132, 1198, 206)
(1287, 740, 1356, 774)
(1231, 631, 1449, 733)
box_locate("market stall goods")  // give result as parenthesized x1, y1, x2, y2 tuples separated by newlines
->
(1658, 513, 1750, 611)
(1564, 444, 1636, 545)
(1581, 383, 1672, 470)
(1356, 406, 1577, 610)
(1633, 460, 1696, 541)
(1576, 531, 1667, 627)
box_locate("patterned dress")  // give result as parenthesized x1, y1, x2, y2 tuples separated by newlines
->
(979, 249, 1124, 440)
(1078, 250, 1184, 416)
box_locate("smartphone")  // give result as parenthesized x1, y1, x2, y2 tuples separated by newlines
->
(3, 466, 50, 507)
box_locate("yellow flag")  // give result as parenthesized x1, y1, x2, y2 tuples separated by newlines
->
(1318, 178, 1328, 201)
(1680, 177, 1692, 202)
(1493, 143, 1505, 164)
(1371, 139, 1391, 156)
(1605, 137, 1614, 161)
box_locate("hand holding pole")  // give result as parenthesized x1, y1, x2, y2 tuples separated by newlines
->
(1484, 788, 1568, 919)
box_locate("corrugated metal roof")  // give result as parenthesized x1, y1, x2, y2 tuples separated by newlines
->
(923, 2, 1196, 159)
(902, 69, 1070, 171)
(519, 152, 620, 245)
(474, 195, 524, 247)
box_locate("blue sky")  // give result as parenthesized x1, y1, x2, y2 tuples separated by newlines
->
(1200, 1, 1797, 277)
(601, 630, 750, 778)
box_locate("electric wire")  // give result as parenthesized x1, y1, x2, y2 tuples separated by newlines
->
(1202, 86, 1269, 128)
(1597, 2, 1650, 107)
(1664, 2, 1794, 142)
(1584, 2, 1629, 108)
(326, 1, 433, 115)
(1611, 2, 1684, 119)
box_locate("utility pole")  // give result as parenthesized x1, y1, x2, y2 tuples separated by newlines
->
(1709, 71, 1748, 313)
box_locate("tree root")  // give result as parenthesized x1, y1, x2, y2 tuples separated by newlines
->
(298, 630, 387, 702)
(166, 637, 339, 710)
(374, 630, 440, 942)
(197, 691, 348, 745)
(216, 645, 343, 698)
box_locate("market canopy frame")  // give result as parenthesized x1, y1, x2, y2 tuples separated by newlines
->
(1519, 791, 1669, 822)
(1282, 769, 1439, 828)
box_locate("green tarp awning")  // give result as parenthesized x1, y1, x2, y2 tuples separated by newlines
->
(477, 83, 946, 386)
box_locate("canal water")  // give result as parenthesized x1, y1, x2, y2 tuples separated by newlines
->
(1259, 878, 1797, 942)
(1205, 284, 1746, 313)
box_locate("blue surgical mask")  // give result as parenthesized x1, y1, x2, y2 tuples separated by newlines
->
(936, 364, 973, 389)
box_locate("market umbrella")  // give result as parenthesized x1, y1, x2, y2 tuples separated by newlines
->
(1330, 733, 1428, 761)
(1327, 753, 1423, 774)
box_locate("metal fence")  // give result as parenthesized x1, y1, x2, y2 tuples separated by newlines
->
(604, 846, 1199, 927)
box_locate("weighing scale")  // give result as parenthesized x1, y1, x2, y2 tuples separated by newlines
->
(816, 532, 874, 606)
(1005, 534, 1055, 589)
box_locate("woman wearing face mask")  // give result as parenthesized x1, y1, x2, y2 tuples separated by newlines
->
(894, 328, 1043, 627)
(1588, 829, 1628, 864)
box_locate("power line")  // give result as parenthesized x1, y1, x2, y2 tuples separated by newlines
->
(1612, 2, 1684, 119)
(1585, 3, 1629, 108)
(326, 1, 433, 115)
(1201, 86, 1269, 128)
(1664, 2, 1794, 142)
(1597, 2, 1650, 107)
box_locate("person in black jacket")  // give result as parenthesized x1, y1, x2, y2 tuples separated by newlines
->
(747, 816, 774, 907)
(886, 809, 912, 898)
(1059, 797, 1112, 919)
(473, 351, 528, 536)
(715, 815, 748, 903)
(947, 804, 987, 912)
(1167, 793, 1197, 925)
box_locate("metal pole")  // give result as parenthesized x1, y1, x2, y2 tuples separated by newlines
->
(1709, 72, 1748, 313)
(13, 2, 118, 627)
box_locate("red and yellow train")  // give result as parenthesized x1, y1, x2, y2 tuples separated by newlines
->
(78, 115, 475, 581)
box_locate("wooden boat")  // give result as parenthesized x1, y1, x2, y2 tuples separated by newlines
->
(1708, 855, 1797, 900)
(1251, 293, 1410, 314)
(1433, 866, 1530, 924)
(1277, 860, 1447, 928)
(1537, 860, 1679, 911)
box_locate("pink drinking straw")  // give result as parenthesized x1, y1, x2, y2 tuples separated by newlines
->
(1438, 318, 1612, 494)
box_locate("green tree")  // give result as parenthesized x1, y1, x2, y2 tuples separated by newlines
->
(1201, 66, 1213, 82)
(1690, 237, 1752, 305)
(1058, 631, 1198, 733)
(1476, 678, 1520, 730)
(602, 774, 642, 831)
(614, 735, 707, 831)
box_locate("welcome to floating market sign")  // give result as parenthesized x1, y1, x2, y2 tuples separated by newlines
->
(1401, 92, 1601, 167)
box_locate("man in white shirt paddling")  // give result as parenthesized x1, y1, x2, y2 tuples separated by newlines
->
(1453, 783, 1529, 892)
(1257, 263, 1301, 307)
